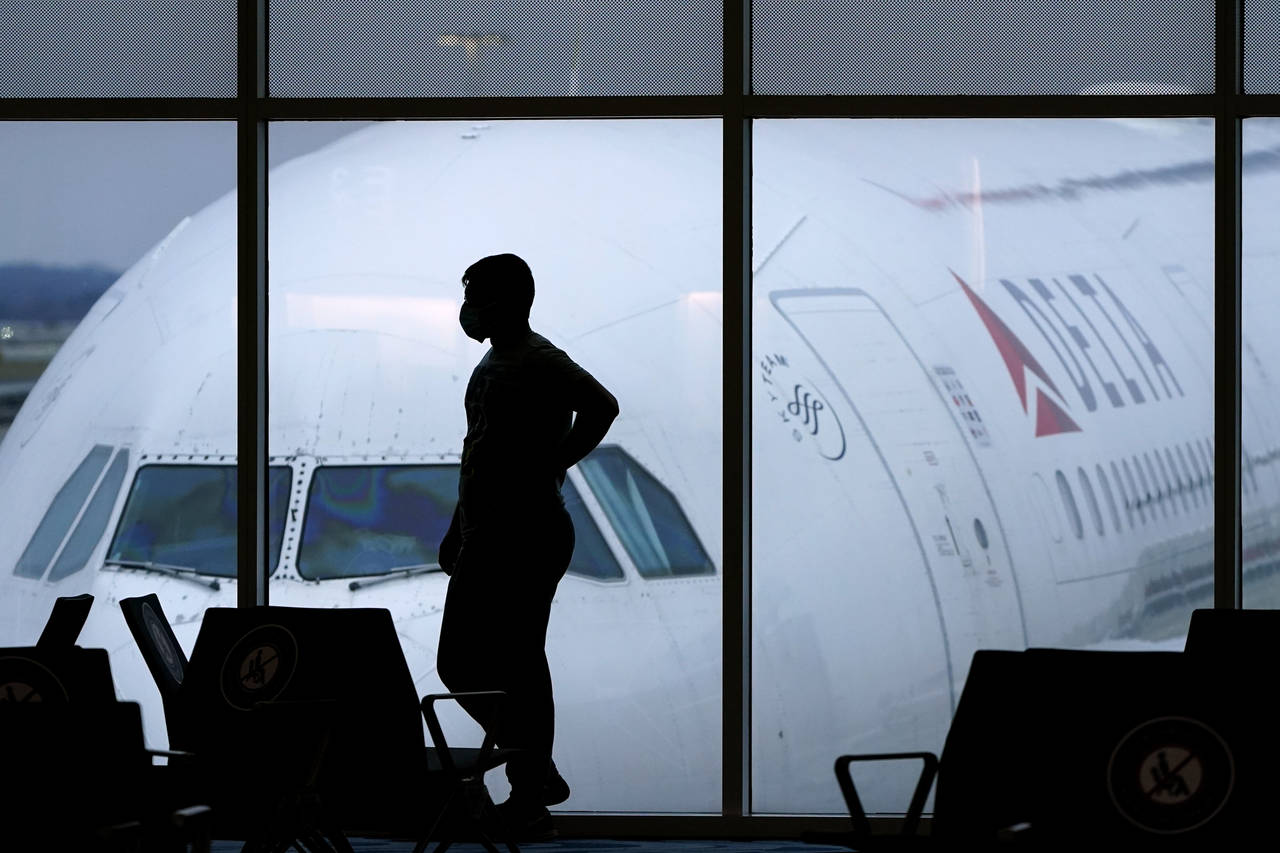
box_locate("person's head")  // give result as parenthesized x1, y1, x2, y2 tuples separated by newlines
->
(458, 253, 535, 342)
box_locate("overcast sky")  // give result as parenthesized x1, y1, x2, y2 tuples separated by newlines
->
(0, 121, 374, 270)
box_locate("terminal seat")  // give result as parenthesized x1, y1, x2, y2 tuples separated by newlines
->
(121, 596, 522, 853)
(809, 647, 1268, 851)
(0, 636, 211, 851)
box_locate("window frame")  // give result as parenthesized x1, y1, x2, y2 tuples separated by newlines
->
(0, 0, 1250, 832)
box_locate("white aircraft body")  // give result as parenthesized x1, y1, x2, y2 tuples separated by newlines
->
(1, 118, 1278, 816)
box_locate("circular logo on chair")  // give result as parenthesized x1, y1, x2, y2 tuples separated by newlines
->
(142, 602, 185, 684)
(220, 624, 297, 710)
(1108, 716, 1233, 834)
(0, 657, 68, 704)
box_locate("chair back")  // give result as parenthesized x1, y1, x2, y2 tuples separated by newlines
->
(183, 606, 427, 829)
(0, 645, 116, 705)
(1185, 607, 1280, 656)
(119, 593, 189, 702)
(36, 593, 94, 648)
(938, 648, 1263, 848)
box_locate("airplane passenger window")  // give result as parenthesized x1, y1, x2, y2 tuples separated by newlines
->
(1055, 469, 1084, 540)
(1077, 467, 1105, 537)
(13, 444, 112, 578)
(578, 446, 715, 578)
(1184, 441, 1207, 496)
(48, 451, 129, 582)
(1154, 450, 1180, 515)
(1095, 465, 1122, 534)
(1123, 458, 1148, 524)
(1111, 461, 1135, 529)
(108, 465, 291, 577)
(1167, 447, 1193, 511)
(563, 478, 625, 581)
(1142, 453, 1169, 518)
(298, 465, 458, 580)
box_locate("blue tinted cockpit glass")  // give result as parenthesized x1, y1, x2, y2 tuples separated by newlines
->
(107, 465, 290, 577)
(578, 446, 714, 578)
(298, 465, 458, 580)
(562, 478, 624, 581)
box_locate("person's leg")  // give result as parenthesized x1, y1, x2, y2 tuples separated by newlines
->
(436, 544, 509, 732)
(500, 510, 574, 804)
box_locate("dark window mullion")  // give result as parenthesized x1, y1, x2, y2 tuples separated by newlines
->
(1214, 0, 1244, 608)
(724, 0, 751, 820)
(237, 0, 269, 606)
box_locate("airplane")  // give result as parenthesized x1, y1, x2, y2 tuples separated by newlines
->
(1, 117, 1278, 817)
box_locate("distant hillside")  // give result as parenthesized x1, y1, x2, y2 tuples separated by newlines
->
(0, 263, 119, 323)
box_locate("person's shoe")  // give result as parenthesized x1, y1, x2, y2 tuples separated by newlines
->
(496, 797, 559, 842)
(544, 762, 571, 806)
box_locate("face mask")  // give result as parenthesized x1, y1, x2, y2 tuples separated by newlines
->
(458, 301, 490, 342)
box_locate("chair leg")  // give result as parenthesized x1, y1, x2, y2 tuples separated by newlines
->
(413, 788, 462, 853)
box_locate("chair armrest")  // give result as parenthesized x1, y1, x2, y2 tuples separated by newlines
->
(834, 751, 938, 839)
(420, 691, 508, 775)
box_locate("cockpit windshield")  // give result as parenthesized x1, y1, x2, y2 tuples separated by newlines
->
(107, 465, 291, 577)
(298, 464, 627, 582)
(298, 465, 458, 580)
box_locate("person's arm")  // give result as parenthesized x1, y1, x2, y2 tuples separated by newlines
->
(438, 503, 461, 575)
(545, 348, 614, 471)
(553, 363, 620, 472)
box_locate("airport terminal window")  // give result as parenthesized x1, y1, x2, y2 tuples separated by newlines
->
(578, 446, 714, 578)
(48, 450, 129, 581)
(563, 478, 625, 581)
(298, 465, 458, 580)
(108, 465, 290, 578)
(13, 444, 112, 578)
(1056, 469, 1084, 540)
(1077, 467, 1105, 537)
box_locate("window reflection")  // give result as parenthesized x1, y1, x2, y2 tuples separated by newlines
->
(298, 465, 457, 580)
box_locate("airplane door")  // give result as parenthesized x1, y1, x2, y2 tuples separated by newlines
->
(770, 288, 1027, 693)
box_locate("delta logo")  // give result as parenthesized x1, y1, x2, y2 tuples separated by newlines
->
(951, 270, 1184, 438)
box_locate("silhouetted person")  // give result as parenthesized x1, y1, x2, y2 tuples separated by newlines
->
(436, 253, 619, 840)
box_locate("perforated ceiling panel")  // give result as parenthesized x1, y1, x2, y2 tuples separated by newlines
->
(0, 0, 236, 97)
(753, 0, 1214, 95)
(270, 0, 722, 97)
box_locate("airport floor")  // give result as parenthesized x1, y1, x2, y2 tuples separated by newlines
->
(209, 840, 849, 853)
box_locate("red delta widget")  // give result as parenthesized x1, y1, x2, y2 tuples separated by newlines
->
(954, 270, 1184, 438)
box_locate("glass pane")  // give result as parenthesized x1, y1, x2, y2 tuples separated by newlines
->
(269, 119, 722, 812)
(49, 449, 130, 581)
(1243, 119, 1280, 605)
(580, 446, 715, 578)
(1246, 1, 1280, 92)
(753, 118, 1214, 813)
(0, 0, 236, 97)
(270, 0, 721, 97)
(0, 121, 236, 753)
(563, 477, 624, 580)
(108, 465, 290, 578)
(13, 444, 112, 578)
(298, 465, 457, 580)
(753, 0, 1214, 94)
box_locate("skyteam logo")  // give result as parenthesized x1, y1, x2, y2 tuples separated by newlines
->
(952, 269, 1184, 438)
